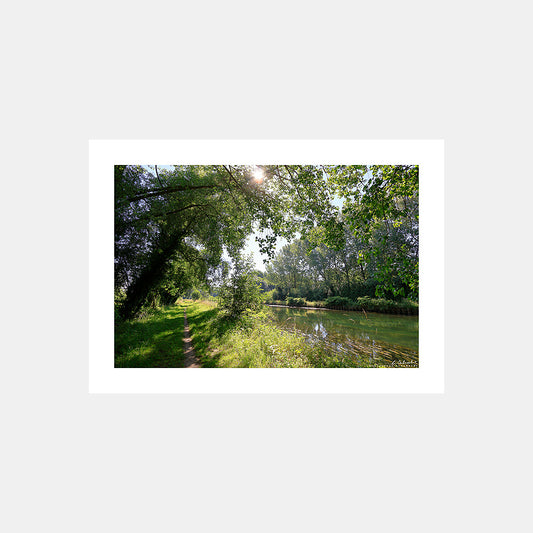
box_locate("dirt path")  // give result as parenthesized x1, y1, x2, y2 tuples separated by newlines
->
(183, 309, 201, 368)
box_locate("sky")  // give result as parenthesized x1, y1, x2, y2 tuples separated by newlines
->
(243, 232, 288, 272)
(145, 165, 282, 270)
(143, 164, 345, 271)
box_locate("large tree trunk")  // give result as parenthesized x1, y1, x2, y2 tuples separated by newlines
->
(120, 231, 182, 320)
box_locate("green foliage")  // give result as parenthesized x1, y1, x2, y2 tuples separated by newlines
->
(215, 319, 315, 368)
(319, 295, 418, 314)
(263, 292, 417, 315)
(115, 164, 418, 319)
(186, 302, 394, 368)
(186, 302, 314, 368)
(264, 182, 417, 304)
(324, 296, 353, 309)
(114, 306, 185, 367)
(262, 289, 277, 303)
(115, 164, 297, 319)
(217, 255, 263, 318)
(356, 296, 418, 315)
(190, 288, 202, 300)
(114, 289, 126, 322)
(327, 165, 419, 298)
(286, 297, 306, 307)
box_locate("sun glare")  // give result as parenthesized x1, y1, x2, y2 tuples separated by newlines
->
(253, 167, 264, 184)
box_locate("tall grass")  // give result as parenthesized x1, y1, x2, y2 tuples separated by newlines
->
(114, 305, 185, 367)
(185, 302, 389, 368)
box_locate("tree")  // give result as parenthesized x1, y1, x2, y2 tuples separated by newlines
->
(115, 165, 289, 318)
(217, 255, 263, 318)
(115, 164, 419, 318)
(265, 233, 375, 301)
(326, 165, 419, 298)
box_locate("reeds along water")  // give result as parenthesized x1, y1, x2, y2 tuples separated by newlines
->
(283, 324, 419, 368)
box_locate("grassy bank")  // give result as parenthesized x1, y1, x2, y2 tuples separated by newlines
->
(114, 300, 408, 368)
(114, 305, 185, 367)
(185, 301, 386, 368)
(264, 295, 418, 315)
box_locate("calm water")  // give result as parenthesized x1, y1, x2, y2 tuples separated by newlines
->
(267, 306, 419, 367)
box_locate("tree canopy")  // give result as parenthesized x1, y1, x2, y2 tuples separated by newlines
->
(115, 164, 418, 318)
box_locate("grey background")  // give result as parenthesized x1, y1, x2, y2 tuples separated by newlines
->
(2, 1, 531, 532)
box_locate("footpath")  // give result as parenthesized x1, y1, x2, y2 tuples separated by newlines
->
(183, 309, 200, 368)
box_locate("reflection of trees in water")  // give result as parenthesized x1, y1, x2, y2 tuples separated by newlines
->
(313, 322, 328, 338)
(280, 321, 418, 367)
(270, 307, 418, 355)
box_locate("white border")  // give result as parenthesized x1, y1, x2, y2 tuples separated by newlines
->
(89, 140, 444, 393)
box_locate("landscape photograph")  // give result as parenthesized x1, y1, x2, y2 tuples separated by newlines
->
(114, 164, 419, 368)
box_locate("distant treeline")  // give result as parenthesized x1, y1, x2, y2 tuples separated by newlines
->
(259, 202, 418, 304)
(264, 295, 418, 315)
(115, 164, 418, 319)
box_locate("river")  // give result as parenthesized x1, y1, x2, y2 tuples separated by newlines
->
(267, 305, 419, 367)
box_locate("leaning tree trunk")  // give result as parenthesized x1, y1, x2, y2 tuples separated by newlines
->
(120, 231, 182, 320)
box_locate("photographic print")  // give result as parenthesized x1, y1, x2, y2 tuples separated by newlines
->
(114, 164, 419, 369)
(89, 140, 443, 393)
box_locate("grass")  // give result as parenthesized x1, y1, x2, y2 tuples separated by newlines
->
(114, 305, 185, 367)
(184, 300, 230, 367)
(114, 300, 404, 368)
(187, 302, 312, 367)
(185, 301, 388, 368)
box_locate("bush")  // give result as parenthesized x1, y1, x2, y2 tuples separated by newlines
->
(218, 256, 263, 318)
(303, 287, 328, 301)
(319, 295, 418, 314)
(356, 296, 418, 315)
(286, 297, 306, 307)
(344, 279, 379, 299)
(273, 287, 288, 300)
(262, 289, 277, 304)
(324, 296, 355, 309)
(190, 288, 202, 300)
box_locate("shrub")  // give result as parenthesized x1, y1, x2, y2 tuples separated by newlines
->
(190, 288, 202, 300)
(262, 289, 277, 304)
(356, 296, 418, 315)
(218, 256, 263, 318)
(286, 297, 306, 307)
(345, 279, 379, 299)
(324, 296, 355, 309)
(273, 287, 288, 300)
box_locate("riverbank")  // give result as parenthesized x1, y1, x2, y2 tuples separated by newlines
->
(268, 304, 418, 358)
(185, 301, 392, 368)
(113, 301, 416, 368)
(264, 296, 418, 315)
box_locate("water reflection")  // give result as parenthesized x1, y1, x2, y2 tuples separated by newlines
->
(314, 322, 328, 338)
(268, 306, 419, 367)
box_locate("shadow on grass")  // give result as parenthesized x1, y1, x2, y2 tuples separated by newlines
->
(185, 304, 241, 368)
(115, 306, 185, 367)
